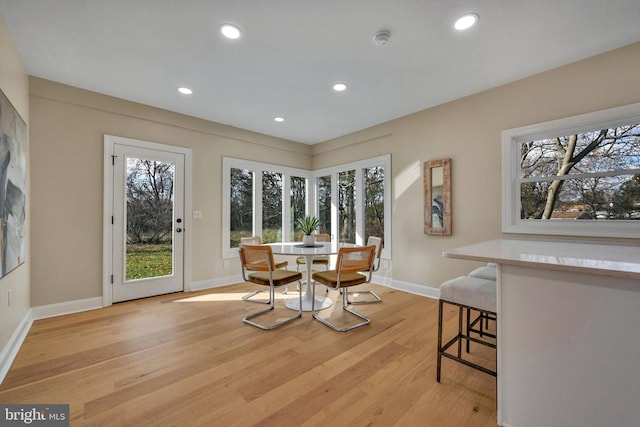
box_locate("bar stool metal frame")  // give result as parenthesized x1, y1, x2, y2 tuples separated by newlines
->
(436, 276, 497, 382)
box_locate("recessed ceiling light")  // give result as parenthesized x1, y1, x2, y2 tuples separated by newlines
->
(454, 13, 478, 31)
(219, 23, 241, 39)
(333, 83, 348, 92)
(178, 87, 192, 95)
(274, 117, 285, 122)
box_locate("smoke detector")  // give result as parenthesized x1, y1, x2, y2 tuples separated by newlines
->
(373, 30, 391, 47)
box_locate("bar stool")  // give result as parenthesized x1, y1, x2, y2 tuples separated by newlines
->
(468, 263, 497, 330)
(437, 276, 497, 382)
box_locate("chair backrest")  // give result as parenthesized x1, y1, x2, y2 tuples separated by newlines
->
(314, 233, 331, 242)
(240, 236, 262, 245)
(298, 232, 331, 242)
(366, 236, 382, 272)
(335, 245, 376, 276)
(239, 244, 274, 273)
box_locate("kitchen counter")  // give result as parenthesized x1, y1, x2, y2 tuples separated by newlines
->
(443, 238, 640, 427)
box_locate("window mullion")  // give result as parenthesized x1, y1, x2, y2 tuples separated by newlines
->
(331, 173, 338, 242)
(355, 167, 364, 246)
(283, 173, 291, 242)
(254, 169, 263, 237)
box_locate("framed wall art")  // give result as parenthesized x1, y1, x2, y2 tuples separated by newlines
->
(0, 89, 27, 277)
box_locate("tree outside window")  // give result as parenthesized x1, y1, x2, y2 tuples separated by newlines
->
(229, 167, 253, 247)
(338, 170, 356, 243)
(520, 124, 640, 221)
(290, 176, 307, 241)
(262, 171, 283, 243)
(317, 175, 331, 235)
(364, 165, 385, 244)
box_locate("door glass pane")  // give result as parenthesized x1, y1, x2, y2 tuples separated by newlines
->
(291, 176, 307, 241)
(126, 158, 174, 281)
(230, 168, 254, 248)
(364, 165, 385, 244)
(317, 176, 332, 236)
(339, 170, 356, 243)
(262, 171, 282, 243)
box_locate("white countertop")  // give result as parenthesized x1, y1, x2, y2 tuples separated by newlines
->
(443, 238, 640, 280)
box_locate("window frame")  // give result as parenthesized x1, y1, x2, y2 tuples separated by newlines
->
(223, 154, 391, 259)
(501, 102, 640, 239)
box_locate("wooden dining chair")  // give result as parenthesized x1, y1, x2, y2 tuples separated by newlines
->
(346, 235, 383, 304)
(239, 244, 303, 330)
(311, 245, 376, 332)
(240, 236, 289, 304)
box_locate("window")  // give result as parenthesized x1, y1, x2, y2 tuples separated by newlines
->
(338, 170, 356, 244)
(223, 158, 311, 258)
(223, 155, 391, 259)
(290, 176, 307, 241)
(502, 102, 640, 238)
(364, 165, 385, 243)
(314, 155, 391, 258)
(229, 167, 253, 248)
(317, 175, 332, 235)
(262, 171, 282, 243)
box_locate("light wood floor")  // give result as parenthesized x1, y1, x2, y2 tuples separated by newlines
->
(0, 283, 497, 426)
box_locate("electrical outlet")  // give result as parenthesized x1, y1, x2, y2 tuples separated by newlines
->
(192, 210, 202, 219)
(382, 260, 389, 269)
(223, 260, 230, 268)
(8, 289, 13, 306)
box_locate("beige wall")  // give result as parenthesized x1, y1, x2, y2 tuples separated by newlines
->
(26, 41, 640, 307)
(29, 78, 311, 306)
(313, 41, 640, 287)
(0, 15, 30, 354)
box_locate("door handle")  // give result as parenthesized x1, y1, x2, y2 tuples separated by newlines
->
(176, 228, 183, 233)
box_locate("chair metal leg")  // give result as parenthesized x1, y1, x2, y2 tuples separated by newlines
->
(437, 299, 497, 380)
(243, 282, 302, 330)
(346, 289, 382, 305)
(466, 307, 471, 353)
(241, 289, 271, 304)
(457, 306, 463, 358)
(437, 299, 444, 383)
(312, 284, 370, 332)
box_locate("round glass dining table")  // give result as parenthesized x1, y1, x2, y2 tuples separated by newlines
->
(267, 241, 339, 311)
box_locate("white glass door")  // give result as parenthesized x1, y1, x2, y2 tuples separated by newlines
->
(111, 143, 185, 302)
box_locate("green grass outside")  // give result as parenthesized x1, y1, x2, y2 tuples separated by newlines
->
(126, 229, 287, 280)
(126, 243, 172, 280)
(230, 228, 285, 247)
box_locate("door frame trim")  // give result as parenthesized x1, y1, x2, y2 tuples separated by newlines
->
(102, 135, 193, 307)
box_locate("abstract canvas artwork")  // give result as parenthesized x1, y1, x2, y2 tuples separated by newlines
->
(0, 90, 26, 277)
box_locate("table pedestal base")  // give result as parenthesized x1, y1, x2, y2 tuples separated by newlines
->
(285, 293, 332, 311)
(285, 280, 333, 312)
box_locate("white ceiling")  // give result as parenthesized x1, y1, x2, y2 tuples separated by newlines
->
(1, 1, 640, 144)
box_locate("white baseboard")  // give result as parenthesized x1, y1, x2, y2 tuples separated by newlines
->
(388, 278, 440, 299)
(0, 310, 33, 385)
(190, 274, 243, 291)
(31, 297, 104, 320)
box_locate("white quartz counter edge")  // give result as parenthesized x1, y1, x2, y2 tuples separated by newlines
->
(443, 238, 640, 280)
